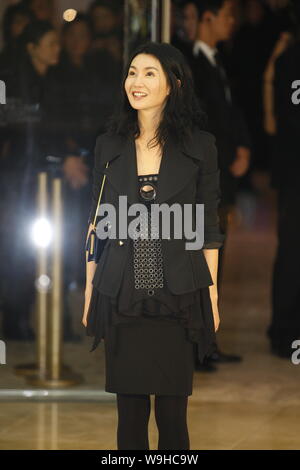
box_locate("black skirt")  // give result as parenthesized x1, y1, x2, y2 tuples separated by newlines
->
(104, 315, 195, 395)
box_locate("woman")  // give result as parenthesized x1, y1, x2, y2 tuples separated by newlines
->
(0, 2, 33, 82)
(82, 41, 225, 450)
(87, 0, 123, 64)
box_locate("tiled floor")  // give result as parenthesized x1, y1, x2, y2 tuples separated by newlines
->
(1, 183, 300, 450)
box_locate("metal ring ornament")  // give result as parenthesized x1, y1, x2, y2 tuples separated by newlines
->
(139, 182, 157, 201)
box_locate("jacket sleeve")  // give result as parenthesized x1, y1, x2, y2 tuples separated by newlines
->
(196, 131, 226, 249)
(87, 134, 106, 225)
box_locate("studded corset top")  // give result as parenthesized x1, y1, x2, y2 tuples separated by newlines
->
(113, 173, 198, 325)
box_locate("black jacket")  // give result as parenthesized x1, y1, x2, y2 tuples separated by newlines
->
(88, 127, 225, 298)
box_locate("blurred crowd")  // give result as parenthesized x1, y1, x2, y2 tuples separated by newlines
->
(0, 0, 299, 360)
(170, 0, 300, 362)
(0, 0, 123, 341)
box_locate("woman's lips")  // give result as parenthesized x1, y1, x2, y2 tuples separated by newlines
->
(132, 92, 148, 100)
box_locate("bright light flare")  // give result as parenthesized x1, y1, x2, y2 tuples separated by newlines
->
(31, 217, 52, 247)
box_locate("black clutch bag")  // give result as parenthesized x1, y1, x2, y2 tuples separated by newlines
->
(85, 161, 110, 263)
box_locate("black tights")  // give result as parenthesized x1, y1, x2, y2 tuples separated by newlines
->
(116, 393, 190, 450)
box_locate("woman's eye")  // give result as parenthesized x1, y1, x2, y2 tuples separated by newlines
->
(128, 71, 154, 76)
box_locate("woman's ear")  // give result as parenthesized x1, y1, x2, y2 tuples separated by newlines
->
(177, 79, 181, 87)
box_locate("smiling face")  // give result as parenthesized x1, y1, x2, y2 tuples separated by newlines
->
(124, 53, 171, 112)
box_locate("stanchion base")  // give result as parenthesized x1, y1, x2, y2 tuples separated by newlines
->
(26, 371, 83, 388)
(14, 363, 71, 376)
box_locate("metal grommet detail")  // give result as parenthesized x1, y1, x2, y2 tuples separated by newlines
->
(133, 174, 164, 291)
(118, 240, 124, 246)
(139, 182, 156, 201)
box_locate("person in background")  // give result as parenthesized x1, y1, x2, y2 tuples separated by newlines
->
(228, 0, 277, 175)
(87, 0, 123, 64)
(170, 0, 195, 55)
(51, 13, 121, 164)
(0, 3, 34, 84)
(265, 0, 292, 35)
(0, 3, 34, 170)
(0, 3, 33, 339)
(262, 30, 292, 176)
(41, 13, 121, 339)
(182, 0, 200, 43)
(227, 0, 293, 181)
(187, 0, 251, 371)
(171, 1, 206, 71)
(266, 0, 300, 358)
(0, 20, 60, 341)
(20, 0, 54, 23)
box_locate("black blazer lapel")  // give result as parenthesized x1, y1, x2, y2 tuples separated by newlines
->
(99, 130, 204, 206)
(101, 134, 139, 206)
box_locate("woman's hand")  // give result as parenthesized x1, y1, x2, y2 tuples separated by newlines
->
(82, 287, 92, 328)
(203, 250, 221, 332)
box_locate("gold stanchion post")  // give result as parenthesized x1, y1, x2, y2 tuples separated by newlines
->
(26, 173, 82, 387)
(15, 172, 49, 376)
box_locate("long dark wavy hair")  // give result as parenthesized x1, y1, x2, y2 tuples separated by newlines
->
(106, 41, 207, 149)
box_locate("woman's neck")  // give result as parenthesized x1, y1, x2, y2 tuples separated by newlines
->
(137, 108, 162, 140)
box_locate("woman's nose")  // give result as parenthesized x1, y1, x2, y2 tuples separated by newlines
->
(132, 75, 144, 86)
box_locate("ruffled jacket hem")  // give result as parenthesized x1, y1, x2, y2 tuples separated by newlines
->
(86, 281, 217, 364)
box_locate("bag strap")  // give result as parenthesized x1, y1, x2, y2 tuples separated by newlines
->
(92, 161, 110, 228)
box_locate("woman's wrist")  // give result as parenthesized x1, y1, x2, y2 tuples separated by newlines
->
(209, 285, 218, 301)
(85, 285, 93, 296)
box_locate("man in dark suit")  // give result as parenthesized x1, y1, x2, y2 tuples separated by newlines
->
(185, 0, 252, 369)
